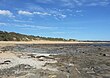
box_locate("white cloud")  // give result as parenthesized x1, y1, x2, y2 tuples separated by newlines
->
(99, 1, 110, 6)
(87, 1, 110, 6)
(18, 10, 51, 16)
(8, 23, 57, 30)
(0, 22, 7, 26)
(13, 19, 33, 23)
(61, 0, 83, 8)
(61, 0, 110, 8)
(18, 10, 33, 15)
(23, 24, 57, 30)
(33, 12, 51, 16)
(60, 14, 67, 18)
(73, 0, 83, 6)
(0, 10, 13, 17)
(48, 9, 67, 19)
(87, 3, 98, 6)
(53, 14, 67, 19)
(82, 0, 110, 6)
(0, 22, 57, 30)
(76, 10, 82, 13)
(35, 0, 54, 4)
(17, 10, 67, 19)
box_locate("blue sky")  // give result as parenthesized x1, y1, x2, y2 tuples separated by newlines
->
(0, 0, 110, 40)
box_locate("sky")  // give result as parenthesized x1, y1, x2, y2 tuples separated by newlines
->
(0, 0, 110, 40)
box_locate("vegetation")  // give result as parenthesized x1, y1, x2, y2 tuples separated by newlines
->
(0, 31, 77, 41)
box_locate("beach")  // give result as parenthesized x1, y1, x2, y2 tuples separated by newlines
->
(0, 42, 110, 78)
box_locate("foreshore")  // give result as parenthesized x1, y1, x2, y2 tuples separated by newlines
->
(0, 41, 108, 44)
(0, 42, 110, 78)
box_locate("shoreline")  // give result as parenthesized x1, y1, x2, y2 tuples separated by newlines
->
(0, 41, 109, 44)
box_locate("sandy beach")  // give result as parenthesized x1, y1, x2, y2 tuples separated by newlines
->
(0, 41, 103, 44)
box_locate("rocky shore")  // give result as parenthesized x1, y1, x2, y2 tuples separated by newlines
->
(0, 43, 110, 78)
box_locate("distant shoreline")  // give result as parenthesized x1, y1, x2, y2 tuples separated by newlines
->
(0, 41, 109, 44)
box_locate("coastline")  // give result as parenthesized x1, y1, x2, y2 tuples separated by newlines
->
(0, 41, 107, 44)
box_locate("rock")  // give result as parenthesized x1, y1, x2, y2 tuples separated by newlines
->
(48, 75, 57, 78)
(0, 60, 11, 65)
(103, 54, 110, 56)
(86, 70, 95, 74)
(4, 60, 11, 63)
(24, 65, 32, 69)
(27, 54, 36, 58)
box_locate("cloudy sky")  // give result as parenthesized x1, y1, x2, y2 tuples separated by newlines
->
(0, 0, 110, 40)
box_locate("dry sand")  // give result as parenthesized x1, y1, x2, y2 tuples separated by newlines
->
(0, 41, 96, 44)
